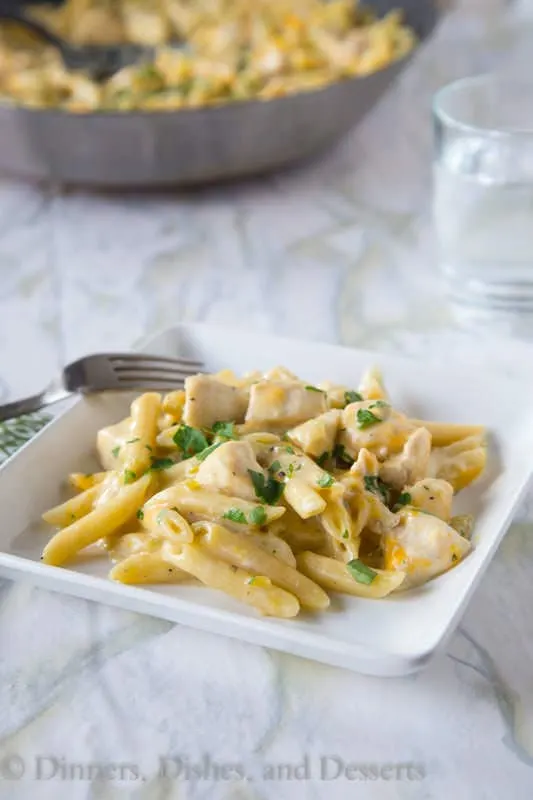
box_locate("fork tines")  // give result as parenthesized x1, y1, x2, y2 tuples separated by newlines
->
(109, 353, 202, 389)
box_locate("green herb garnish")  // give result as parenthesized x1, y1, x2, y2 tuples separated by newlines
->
(344, 390, 363, 405)
(248, 469, 284, 505)
(317, 472, 334, 488)
(173, 424, 209, 456)
(285, 446, 295, 455)
(249, 506, 267, 526)
(150, 457, 174, 471)
(136, 509, 144, 520)
(316, 452, 329, 467)
(346, 559, 377, 585)
(342, 530, 349, 539)
(369, 400, 389, 410)
(212, 421, 237, 440)
(305, 385, 323, 392)
(111, 446, 121, 458)
(123, 469, 137, 484)
(393, 492, 412, 511)
(356, 408, 382, 429)
(247, 576, 257, 585)
(269, 460, 282, 475)
(223, 508, 247, 524)
(364, 475, 391, 505)
(196, 442, 223, 462)
(126, 437, 140, 444)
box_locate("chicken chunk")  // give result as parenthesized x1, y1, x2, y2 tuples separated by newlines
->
(287, 409, 341, 458)
(339, 400, 410, 460)
(195, 440, 265, 502)
(407, 478, 454, 521)
(379, 427, 432, 490)
(183, 374, 248, 429)
(384, 508, 471, 587)
(245, 381, 327, 429)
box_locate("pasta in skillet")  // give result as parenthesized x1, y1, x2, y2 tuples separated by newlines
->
(41, 366, 487, 618)
(0, 0, 415, 112)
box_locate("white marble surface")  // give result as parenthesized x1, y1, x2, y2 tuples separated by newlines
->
(1, 2, 533, 798)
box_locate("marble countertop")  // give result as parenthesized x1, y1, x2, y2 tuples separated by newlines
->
(2, 2, 533, 798)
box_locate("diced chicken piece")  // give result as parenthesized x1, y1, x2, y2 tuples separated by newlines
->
(407, 478, 454, 521)
(379, 427, 432, 490)
(428, 436, 487, 491)
(183, 375, 248, 429)
(365, 494, 399, 535)
(96, 417, 134, 470)
(195, 440, 265, 502)
(384, 509, 471, 587)
(450, 515, 474, 541)
(245, 381, 327, 428)
(358, 367, 388, 401)
(263, 366, 300, 383)
(287, 409, 341, 458)
(339, 399, 410, 460)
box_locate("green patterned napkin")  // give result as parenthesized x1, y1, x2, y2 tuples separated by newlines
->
(0, 413, 51, 465)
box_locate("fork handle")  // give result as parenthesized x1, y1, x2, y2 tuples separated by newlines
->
(0, 387, 72, 423)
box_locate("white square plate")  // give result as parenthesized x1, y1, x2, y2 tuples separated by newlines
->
(1, 324, 531, 677)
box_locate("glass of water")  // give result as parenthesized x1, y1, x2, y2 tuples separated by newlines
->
(433, 75, 533, 333)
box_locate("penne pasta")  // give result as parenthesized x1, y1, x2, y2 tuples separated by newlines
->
(110, 551, 189, 584)
(163, 542, 300, 618)
(42, 484, 102, 528)
(196, 522, 330, 611)
(41, 362, 486, 617)
(122, 392, 162, 479)
(296, 552, 406, 598)
(42, 474, 151, 566)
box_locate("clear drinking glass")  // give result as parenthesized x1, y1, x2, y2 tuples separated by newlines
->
(433, 75, 533, 333)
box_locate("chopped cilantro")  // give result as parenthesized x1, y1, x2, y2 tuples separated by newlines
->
(247, 576, 257, 585)
(356, 408, 382, 429)
(369, 400, 389, 410)
(305, 385, 323, 392)
(173, 424, 209, 456)
(346, 559, 377, 585)
(344, 390, 363, 405)
(342, 530, 349, 539)
(249, 506, 267, 526)
(123, 469, 137, 484)
(212, 421, 237, 440)
(364, 475, 391, 505)
(223, 508, 247, 524)
(286, 462, 299, 479)
(393, 492, 412, 511)
(150, 457, 174, 471)
(317, 472, 334, 488)
(136, 508, 144, 520)
(145, 444, 153, 451)
(269, 460, 282, 475)
(196, 442, 222, 462)
(285, 446, 295, 455)
(248, 469, 284, 505)
(126, 437, 140, 444)
(316, 452, 329, 468)
(111, 446, 121, 458)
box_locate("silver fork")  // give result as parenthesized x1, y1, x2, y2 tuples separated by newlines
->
(0, 352, 203, 423)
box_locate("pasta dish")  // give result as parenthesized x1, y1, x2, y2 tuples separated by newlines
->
(0, 0, 416, 112)
(41, 365, 487, 618)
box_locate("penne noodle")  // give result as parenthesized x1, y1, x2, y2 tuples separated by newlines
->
(141, 504, 194, 544)
(42, 475, 151, 566)
(144, 484, 285, 529)
(409, 420, 486, 447)
(163, 542, 300, 618)
(162, 390, 186, 420)
(296, 552, 406, 598)
(68, 472, 107, 491)
(110, 551, 189, 584)
(42, 484, 102, 528)
(284, 478, 327, 519)
(196, 522, 330, 611)
(123, 392, 162, 479)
